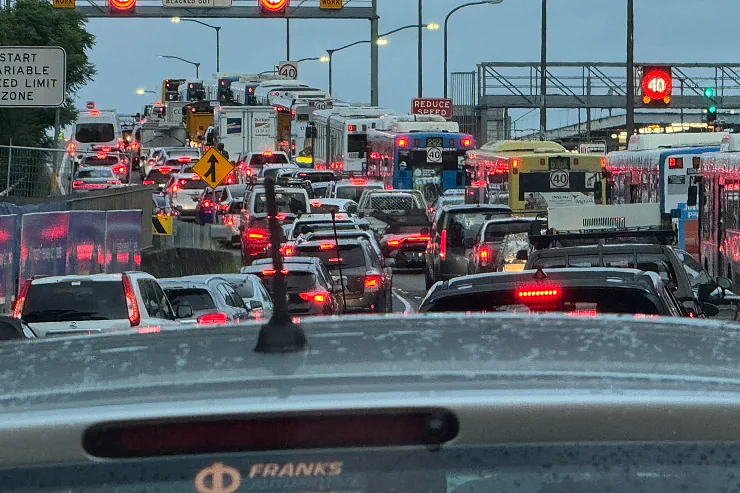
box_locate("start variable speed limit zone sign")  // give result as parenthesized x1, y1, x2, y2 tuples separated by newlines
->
(550, 170, 569, 189)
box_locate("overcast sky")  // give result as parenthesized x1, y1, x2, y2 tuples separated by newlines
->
(76, 0, 736, 132)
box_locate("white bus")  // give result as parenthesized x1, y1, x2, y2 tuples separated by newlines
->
(311, 107, 392, 173)
(177, 80, 206, 101)
(605, 132, 727, 255)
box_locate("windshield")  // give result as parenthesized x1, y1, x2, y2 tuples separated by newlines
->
(163, 287, 216, 311)
(174, 177, 207, 191)
(81, 155, 119, 166)
(22, 281, 127, 322)
(254, 191, 307, 214)
(295, 244, 367, 270)
(336, 184, 383, 201)
(531, 253, 677, 284)
(251, 155, 289, 166)
(445, 212, 505, 246)
(259, 271, 316, 293)
(74, 123, 115, 143)
(484, 221, 534, 242)
(75, 168, 114, 179)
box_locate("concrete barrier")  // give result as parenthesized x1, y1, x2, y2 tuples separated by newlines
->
(141, 248, 239, 278)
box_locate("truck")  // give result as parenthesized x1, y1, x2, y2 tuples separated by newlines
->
(132, 121, 189, 168)
(165, 101, 189, 125)
(210, 106, 278, 158)
(183, 101, 214, 145)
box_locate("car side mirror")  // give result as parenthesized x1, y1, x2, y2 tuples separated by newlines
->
(385, 257, 396, 267)
(176, 304, 193, 319)
(357, 211, 364, 218)
(687, 185, 698, 207)
(463, 237, 474, 249)
(347, 204, 358, 214)
(702, 302, 720, 317)
(717, 276, 733, 291)
(246, 300, 262, 310)
(515, 249, 529, 261)
(697, 282, 718, 301)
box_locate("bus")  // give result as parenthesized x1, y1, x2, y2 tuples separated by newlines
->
(183, 101, 214, 145)
(312, 106, 390, 173)
(698, 134, 740, 285)
(366, 115, 473, 202)
(606, 133, 726, 254)
(161, 79, 185, 102)
(178, 80, 206, 102)
(466, 140, 606, 214)
(291, 100, 340, 165)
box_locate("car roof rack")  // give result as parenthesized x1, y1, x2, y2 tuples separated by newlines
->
(529, 225, 676, 250)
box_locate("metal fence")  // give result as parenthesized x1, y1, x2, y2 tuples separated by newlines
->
(0, 144, 67, 199)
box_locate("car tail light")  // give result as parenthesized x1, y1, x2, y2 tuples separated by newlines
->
(299, 291, 329, 303)
(280, 245, 294, 256)
(319, 242, 335, 250)
(12, 280, 31, 318)
(160, 166, 172, 174)
(244, 168, 253, 176)
(221, 203, 229, 211)
(107, 180, 120, 185)
(143, 179, 155, 185)
(462, 137, 472, 147)
(364, 274, 382, 291)
(197, 312, 228, 325)
(262, 268, 288, 275)
(347, 124, 357, 131)
(330, 161, 343, 170)
(479, 246, 493, 265)
(440, 229, 447, 260)
(263, 150, 273, 157)
(350, 178, 368, 185)
(669, 157, 683, 169)
(122, 274, 140, 327)
(315, 163, 327, 170)
(72, 180, 84, 188)
(113, 165, 126, 173)
(96, 152, 107, 159)
(275, 213, 286, 220)
(247, 229, 269, 241)
(387, 239, 401, 247)
(311, 200, 322, 208)
(406, 235, 430, 243)
(202, 200, 213, 208)
(178, 156, 192, 162)
(516, 286, 561, 301)
(397, 137, 408, 147)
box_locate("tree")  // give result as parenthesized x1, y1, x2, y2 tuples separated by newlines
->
(0, 0, 95, 147)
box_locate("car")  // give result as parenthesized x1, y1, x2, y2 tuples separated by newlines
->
(196, 184, 247, 226)
(241, 258, 343, 316)
(293, 238, 393, 313)
(78, 150, 129, 183)
(300, 229, 386, 263)
(328, 177, 385, 202)
(428, 191, 465, 220)
(424, 204, 513, 288)
(286, 213, 369, 241)
(14, 272, 179, 337)
(215, 273, 274, 321)
(160, 276, 250, 325)
(236, 150, 291, 179)
(494, 232, 532, 272)
(259, 163, 300, 181)
(468, 218, 537, 274)
(158, 147, 201, 167)
(240, 184, 312, 264)
(308, 198, 359, 215)
(72, 166, 121, 191)
(143, 165, 182, 190)
(419, 267, 688, 317)
(164, 173, 208, 219)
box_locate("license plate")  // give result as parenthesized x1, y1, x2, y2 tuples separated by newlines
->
(549, 156, 570, 170)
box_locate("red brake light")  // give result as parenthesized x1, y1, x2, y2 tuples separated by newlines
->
(12, 280, 31, 318)
(387, 239, 401, 247)
(479, 246, 493, 265)
(328, 257, 343, 263)
(122, 274, 141, 327)
(397, 137, 408, 147)
(299, 291, 329, 303)
(280, 245, 295, 256)
(275, 213, 287, 220)
(248, 231, 267, 239)
(350, 178, 368, 185)
(202, 200, 213, 208)
(330, 161, 343, 169)
(462, 137, 472, 147)
(516, 286, 561, 300)
(347, 124, 357, 131)
(262, 268, 288, 276)
(440, 229, 447, 261)
(311, 201, 322, 208)
(170, 185, 178, 192)
(197, 312, 228, 325)
(262, 150, 273, 157)
(178, 156, 192, 162)
(668, 157, 683, 169)
(179, 179, 188, 185)
(143, 179, 155, 185)
(102, 146, 111, 152)
(364, 274, 382, 291)
(319, 242, 335, 250)
(107, 180, 120, 184)
(89, 109, 100, 116)
(96, 152, 107, 159)
(113, 165, 126, 173)
(160, 166, 172, 174)
(72, 180, 84, 188)
(512, 159, 520, 168)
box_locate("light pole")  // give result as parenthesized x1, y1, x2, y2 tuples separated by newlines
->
(171, 17, 221, 73)
(444, 0, 503, 98)
(135, 89, 156, 95)
(326, 23, 438, 97)
(626, 0, 635, 139)
(159, 55, 201, 78)
(539, 0, 546, 140)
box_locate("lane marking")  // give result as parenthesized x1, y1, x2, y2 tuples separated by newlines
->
(392, 288, 414, 314)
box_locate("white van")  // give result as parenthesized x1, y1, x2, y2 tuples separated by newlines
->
(69, 109, 123, 160)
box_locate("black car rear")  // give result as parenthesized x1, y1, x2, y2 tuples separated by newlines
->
(247, 265, 339, 316)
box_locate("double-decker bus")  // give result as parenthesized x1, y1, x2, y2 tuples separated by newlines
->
(366, 115, 473, 202)
(312, 106, 389, 173)
(466, 140, 606, 214)
(161, 79, 185, 102)
(178, 80, 206, 102)
(698, 134, 740, 285)
(606, 133, 726, 254)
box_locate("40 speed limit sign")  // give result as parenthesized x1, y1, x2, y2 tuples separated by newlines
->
(549, 170, 570, 189)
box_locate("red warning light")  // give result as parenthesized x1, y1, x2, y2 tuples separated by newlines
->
(108, 0, 135, 13)
(641, 66, 672, 106)
(260, 0, 288, 13)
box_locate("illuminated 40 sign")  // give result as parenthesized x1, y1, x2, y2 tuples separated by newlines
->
(641, 65, 672, 106)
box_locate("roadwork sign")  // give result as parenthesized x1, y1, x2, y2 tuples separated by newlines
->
(0, 47, 66, 107)
(53, 0, 75, 8)
(152, 215, 174, 235)
(192, 148, 233, 188)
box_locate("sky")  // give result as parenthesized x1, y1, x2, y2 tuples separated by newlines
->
(76, 0, 739, 132)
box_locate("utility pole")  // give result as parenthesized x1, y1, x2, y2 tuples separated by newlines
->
(418, 0, 423, 98)
(539, 0, 547, 141)
(215, 26, 221, 73)
(626, 0, 635, 139)
(370, 0, 379, 106)
(286, 18, 290, 61)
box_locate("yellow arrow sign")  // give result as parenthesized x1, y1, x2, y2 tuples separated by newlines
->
(152, 215, 174, 236)
(192, 148, 234, 189)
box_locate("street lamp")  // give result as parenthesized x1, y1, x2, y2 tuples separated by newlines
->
(325, 23, 439, 96)
(444, 0, 503, 98)
(136, 88, 156, 95)
(171, 17, 221, 73)
(159, 55, 201, 78)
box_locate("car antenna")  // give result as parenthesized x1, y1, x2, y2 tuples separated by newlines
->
(533, 266, 548, 280)
(331, 210, 348, 309)
(254, 176, 307, 354)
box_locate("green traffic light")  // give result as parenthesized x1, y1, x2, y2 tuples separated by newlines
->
(705, 87, 716, 98)
(709, 105, 717, 114)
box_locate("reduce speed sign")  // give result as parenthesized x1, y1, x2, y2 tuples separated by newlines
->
(550, 170, 569, 189)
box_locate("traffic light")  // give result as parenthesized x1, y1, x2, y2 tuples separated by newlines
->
(259, 0, 288, 14)
(108, 0, 135, 14)
(704, 87, 717, 125)
(640, 66, 672, 107)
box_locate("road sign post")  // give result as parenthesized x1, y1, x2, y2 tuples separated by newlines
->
(192, 148, 234, 188)
(0, 47, 66, 107)
(278, 61, 298, 80)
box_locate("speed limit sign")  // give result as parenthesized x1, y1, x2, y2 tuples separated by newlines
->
(426, 147, 442, 163)
(278, 61, 298, 80)
(550, 170, 570, 189)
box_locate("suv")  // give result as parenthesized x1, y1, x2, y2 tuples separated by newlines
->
(164, 173, 208, 219)
(240, 184, 312, 264)
(424, 204, 513, 288)
(14, 272, 179, 337)
(293, 238, 392, 313)
(329, 178, 385, 202)
(468, 218, 537, 274)
(161, 276, 249, 325)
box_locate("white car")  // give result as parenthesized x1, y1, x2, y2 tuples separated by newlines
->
(165, 173, 208, 218)
(13, 272, 184, 337)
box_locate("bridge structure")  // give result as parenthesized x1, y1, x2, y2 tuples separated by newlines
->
(451, 62, 740, 148)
